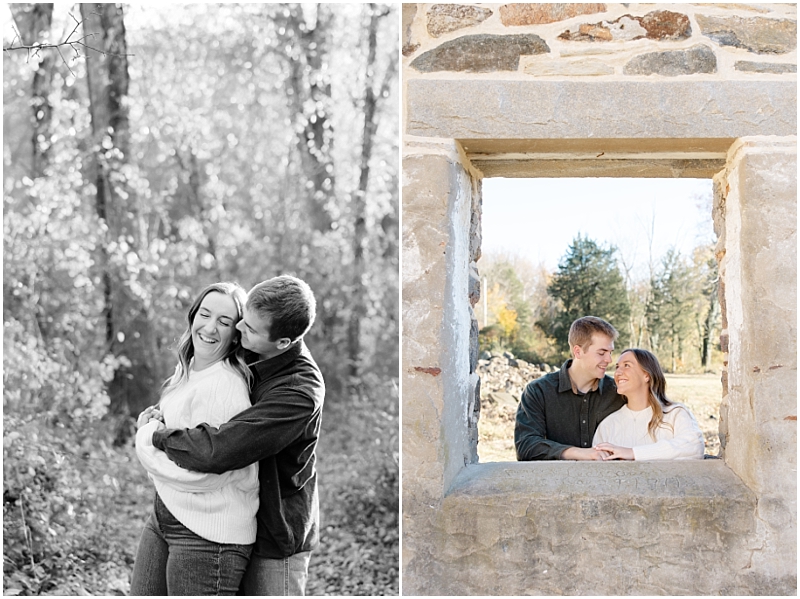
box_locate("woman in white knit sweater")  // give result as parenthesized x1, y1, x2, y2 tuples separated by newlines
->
(593, 348, 705, 461)
(130, 282, 259, 595)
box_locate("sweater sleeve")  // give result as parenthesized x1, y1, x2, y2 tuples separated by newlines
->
(632, 406, 705, 461)
(135, 420, 236, 492)
(153, 383, 317, 474)
(592, 417, 609, 446)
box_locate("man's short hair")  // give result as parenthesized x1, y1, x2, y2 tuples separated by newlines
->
(568, 316, 618, 350)
(248, 276, 316, 342)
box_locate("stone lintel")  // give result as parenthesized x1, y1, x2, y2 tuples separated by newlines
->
(471, 157, 726, 178)
(407, 80, 797, 140)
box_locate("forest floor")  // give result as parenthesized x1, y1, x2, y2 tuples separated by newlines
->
(3, 394, 398, 596)
(478, 372, 723, 462)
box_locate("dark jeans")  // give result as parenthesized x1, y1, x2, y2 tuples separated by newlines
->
(240, 551, 311, 596)
(130, 494, 252, 596)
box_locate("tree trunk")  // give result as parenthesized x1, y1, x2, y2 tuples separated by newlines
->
(280, 4, 335, 232)
(701, 279, 719, 370)
(347, 5, 397, 378)
(9, 3, 54, 177)
(81, 4, 160, 421)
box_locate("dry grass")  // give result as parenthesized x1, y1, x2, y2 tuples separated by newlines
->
(478, 372, 723, 463)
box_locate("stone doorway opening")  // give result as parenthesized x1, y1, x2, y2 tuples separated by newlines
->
(475, 176, 721, 462)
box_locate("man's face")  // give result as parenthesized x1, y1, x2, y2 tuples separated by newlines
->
(236, 306, 288, 360)
(574, 333, 614, 379)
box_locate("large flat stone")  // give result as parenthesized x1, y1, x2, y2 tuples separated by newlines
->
(410, 34, 549, 72)
(406, 80, 797, 140)
(623, 44, 717, 76)
(736, 60, 797, 73)
(697, 14, 797, 54)
(426, 4, 493, 37)
(500, 3, 606, 26)
(522, 56, 614, 76)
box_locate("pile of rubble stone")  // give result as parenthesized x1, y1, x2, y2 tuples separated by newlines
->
(477, 351, 557, 410)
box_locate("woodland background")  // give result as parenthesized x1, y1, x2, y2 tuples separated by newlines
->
(3, 3, 398, 595)
(479, 229, 722, 374)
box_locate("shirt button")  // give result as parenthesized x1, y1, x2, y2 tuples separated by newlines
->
(582, 420, 586, 423)
(584, 399, 587, 402)
(583, 442, 588, 446)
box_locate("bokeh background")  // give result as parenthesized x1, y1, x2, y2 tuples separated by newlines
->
(3, 3, 398, 595)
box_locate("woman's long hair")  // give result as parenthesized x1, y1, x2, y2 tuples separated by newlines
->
(618, 348, 680, 440)
(162, 282, 252, 398)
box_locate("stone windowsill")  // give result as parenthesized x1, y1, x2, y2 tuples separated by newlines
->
(446, 459, 754, 502)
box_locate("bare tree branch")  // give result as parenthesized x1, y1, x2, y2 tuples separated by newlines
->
(4, 10, 133, 77)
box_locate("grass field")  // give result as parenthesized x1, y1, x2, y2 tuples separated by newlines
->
(478, 372, 723, 463)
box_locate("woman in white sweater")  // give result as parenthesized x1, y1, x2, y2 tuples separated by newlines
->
(593, 348, 705, 461)
(130, 282, 259, 595)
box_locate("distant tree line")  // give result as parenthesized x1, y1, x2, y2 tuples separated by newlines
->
(480, 235, 721, 373)
(4, 3, 399, 425)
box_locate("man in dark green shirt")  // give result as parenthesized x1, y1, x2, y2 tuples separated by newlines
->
(515, 316, 625, 461)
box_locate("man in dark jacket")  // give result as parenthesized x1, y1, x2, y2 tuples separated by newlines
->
(149, 275, 325, 595)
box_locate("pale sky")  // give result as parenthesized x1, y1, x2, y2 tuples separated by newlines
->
(481, 177, 715, 280)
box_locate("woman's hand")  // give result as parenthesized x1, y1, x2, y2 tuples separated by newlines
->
(561, 447, 611, 461)
(137, 406, 164, 430)
(594, 443, 635, 460)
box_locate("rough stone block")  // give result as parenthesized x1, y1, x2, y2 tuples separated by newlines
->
(522, 57, 615, 76)
(402, 3, 419, 56)
(468, 307, 479, 373)
(735, 60, 797, 73)
(720, 138, 796, 583)
(466, 372, 480, 463)
(468, 177, 482, 263)
(404, 461, 765, 595)
(467, 261, 480, 308)
(427, 4, 492, 37)
(403, 148, 479, 500)
(623, 44, 717, 76)
(500, 3, 606, 26)
(410, 34, 549, 72)
(697, 14, 797, 54)
(559, 10, 691, 42)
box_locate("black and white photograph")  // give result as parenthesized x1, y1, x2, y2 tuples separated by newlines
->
(3, 3, 398, 595)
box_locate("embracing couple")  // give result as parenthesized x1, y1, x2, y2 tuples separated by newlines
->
(515, 316, 705, 462)
(130, 276, 325, 595)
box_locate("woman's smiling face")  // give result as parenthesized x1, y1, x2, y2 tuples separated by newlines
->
(191, 291, 239, 368)
(613, 351, 649, 396)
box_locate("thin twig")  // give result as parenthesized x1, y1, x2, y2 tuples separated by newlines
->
(18, 491, 36, 569)
(3, 11, 134, 68)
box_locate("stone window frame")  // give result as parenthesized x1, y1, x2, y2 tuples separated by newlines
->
(404, 77, 795, 489)
(403, 137, 796, 595)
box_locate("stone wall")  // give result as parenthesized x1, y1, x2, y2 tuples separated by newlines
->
(404, 3, 797, 77)
(402, 3, 796, 595)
